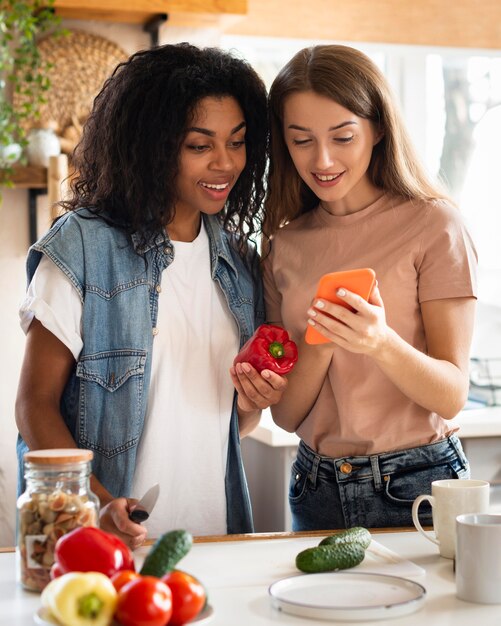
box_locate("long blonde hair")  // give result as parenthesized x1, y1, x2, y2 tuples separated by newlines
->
(264, 45, 449, 238)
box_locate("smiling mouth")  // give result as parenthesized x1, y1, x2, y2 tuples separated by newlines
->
(200, 181, 230, 190)
(313, 173, 343, 182)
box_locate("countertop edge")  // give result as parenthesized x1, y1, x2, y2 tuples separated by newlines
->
(249, 407, 501, 448)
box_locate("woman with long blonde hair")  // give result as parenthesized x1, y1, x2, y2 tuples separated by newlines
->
(263, 45, 477, 530)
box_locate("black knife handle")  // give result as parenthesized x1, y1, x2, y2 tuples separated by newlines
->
(129, 509, 149, 523)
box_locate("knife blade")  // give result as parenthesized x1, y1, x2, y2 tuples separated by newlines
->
(129, 483, 160, 523)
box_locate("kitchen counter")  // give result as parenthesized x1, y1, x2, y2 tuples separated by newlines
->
(1, 529, 501, 625)
(250, 406, 501, 447)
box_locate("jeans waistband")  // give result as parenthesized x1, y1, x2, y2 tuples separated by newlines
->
(296, 435, 467, 488)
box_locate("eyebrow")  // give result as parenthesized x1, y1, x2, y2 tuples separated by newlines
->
(186, 121, 246, 137)
(287, 121, 357, 131)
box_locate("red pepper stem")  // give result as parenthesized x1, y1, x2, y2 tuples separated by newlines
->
(268, 341, 284, 359)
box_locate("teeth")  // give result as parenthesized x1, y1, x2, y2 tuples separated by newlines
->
(316, 173, 340, 182)
(201, 182, 229, 190)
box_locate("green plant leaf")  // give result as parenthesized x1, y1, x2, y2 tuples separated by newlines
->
(0, 0, 62, 196)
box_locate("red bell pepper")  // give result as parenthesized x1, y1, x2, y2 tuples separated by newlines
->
(54, 526, 135, 578)
(234, 324, 298, 374)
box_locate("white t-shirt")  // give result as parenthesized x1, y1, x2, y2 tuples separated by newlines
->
(20, 223, 239, 537)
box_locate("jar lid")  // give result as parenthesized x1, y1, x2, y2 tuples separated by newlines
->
(24, 448, 93, 464)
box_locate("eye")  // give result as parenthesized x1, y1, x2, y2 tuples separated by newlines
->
(335, 136, 354, 144)
(187, 144, 209, 153)
(291, 138, 312, 146)
(229, 140, 246, 149)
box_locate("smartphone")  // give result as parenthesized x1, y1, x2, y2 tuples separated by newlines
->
(305, 268, 377, 345)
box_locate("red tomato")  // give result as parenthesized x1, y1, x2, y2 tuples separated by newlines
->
(115, 576, 172, 626)
(161, 570, 206, 625)
(49, 562, 65, 580)
(54, 526, 135, 578)
(111, 569, 140, 592)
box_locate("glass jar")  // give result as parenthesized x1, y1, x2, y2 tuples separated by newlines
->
(16, 449, 99, 592)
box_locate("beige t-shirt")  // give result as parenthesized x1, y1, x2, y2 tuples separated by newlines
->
(263, 194, 477, 457)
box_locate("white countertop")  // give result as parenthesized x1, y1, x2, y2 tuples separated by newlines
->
(250, 406, 501, 447)
(2, 529, 501, 625)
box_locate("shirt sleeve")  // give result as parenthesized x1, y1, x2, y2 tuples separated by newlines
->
(19, 254, 83, 360)
(417, 201, 478, 303)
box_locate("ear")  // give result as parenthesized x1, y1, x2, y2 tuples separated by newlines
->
(373, 128, 384, 146)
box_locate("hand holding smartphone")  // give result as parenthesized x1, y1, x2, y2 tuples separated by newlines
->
(305, 268, 377, 345)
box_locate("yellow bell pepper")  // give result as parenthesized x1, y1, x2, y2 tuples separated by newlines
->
(41, 572, 117, 626)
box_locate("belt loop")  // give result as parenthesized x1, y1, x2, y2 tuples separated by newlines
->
(447, 435, 467, 470)
(308, 454, 321, 488)
(370, 455, 383, 491)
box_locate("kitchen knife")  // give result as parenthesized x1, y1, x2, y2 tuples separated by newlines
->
(129, 483, 160, 523)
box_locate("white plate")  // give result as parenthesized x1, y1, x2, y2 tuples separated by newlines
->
(269, 571, 426, 622)
(35, 604, 215, 625)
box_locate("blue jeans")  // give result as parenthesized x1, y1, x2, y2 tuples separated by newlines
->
(289, 435, 470, 531)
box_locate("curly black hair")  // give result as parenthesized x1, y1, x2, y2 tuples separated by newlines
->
(62, 43, 268, 249)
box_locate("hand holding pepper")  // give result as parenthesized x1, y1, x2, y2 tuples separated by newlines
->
(230, 325, 296, 428)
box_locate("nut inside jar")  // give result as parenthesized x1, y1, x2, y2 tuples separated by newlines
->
(18, 490, 97, 592)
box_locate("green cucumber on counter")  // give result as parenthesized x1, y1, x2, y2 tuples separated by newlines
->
(318, 526, 372, 549)
(295, 526, 371, 574)
(296, 542, 366, 573)
(140, 529, 193, 577)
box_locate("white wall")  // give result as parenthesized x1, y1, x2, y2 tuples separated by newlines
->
(0, 20, 222, 547)
(0, 188, 31, 546)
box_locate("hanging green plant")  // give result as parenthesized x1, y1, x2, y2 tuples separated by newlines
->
(0, 0, 64, 190)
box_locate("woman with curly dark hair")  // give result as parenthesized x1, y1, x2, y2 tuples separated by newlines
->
(15, 43, 285, 547)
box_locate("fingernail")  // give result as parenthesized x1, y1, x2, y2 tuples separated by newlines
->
(337, 288, 346, 297)
(315, 300, 325, 309)
(236, 363, 243, 374)
(308, 318, 316, 326)
(242, 363, 251, 373)
(308, 308, 317, 317)
(262, 369, 271, 379)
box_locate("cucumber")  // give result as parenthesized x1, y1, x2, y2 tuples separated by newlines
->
(140, 529, 193, 577)
(296, 542, 366, 573)
(318, 526, 372, 549)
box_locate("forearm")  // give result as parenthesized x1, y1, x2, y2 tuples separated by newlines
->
(16, 399, 113, 505)
(270, 339, 334, 432)
(91, 476, 114, 507)
(374, 328, 469, 419)
(237, 407, 262, 437)
(16, 395, 78, 451)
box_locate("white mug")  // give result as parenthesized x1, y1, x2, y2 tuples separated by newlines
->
(412, 479, 490, 559)
(456, 513, 501, 604)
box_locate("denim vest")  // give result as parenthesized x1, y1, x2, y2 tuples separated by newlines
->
(17, 208, 264, 534)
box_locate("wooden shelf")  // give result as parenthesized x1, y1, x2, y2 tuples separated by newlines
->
(53, 0, 247, 24)
(10, 165, 48, 190)
(5, 157, 69, 245)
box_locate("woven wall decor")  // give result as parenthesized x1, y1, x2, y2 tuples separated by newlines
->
(14, 29, 128, 135)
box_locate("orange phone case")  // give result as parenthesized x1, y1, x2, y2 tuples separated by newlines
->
(305, 268, 376, 345)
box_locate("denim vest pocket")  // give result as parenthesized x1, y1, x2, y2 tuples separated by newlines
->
(76, 350, 147, 458)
